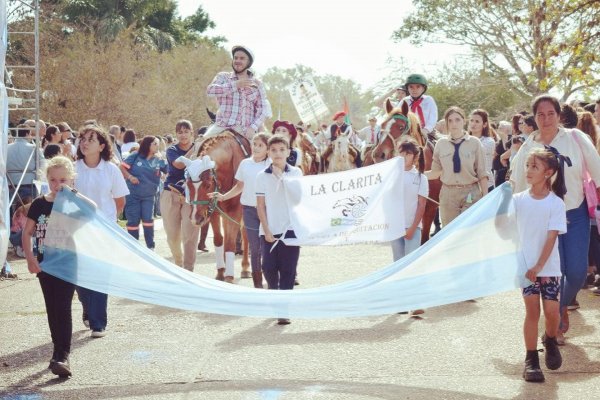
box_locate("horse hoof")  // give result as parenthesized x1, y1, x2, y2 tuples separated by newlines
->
(224, 276, 235, 284)
(215, 268, 225, 281)
(240, 270, 251, 279)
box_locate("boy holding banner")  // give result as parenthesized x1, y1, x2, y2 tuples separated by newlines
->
(256, 135, 303, 325)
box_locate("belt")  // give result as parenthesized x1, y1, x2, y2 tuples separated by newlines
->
(443, 182, 478, 188)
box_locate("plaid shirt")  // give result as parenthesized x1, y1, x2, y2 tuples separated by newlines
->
(206, 72, 272, 131)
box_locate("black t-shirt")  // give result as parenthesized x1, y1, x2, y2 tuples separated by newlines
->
(26, 195, 54, 262)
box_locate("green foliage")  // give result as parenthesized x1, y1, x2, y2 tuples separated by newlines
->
(261, 65, 376, 129)
(56, 0, 220, 49)
(393, 0, 600, 100)
(427, 63, 531, 120)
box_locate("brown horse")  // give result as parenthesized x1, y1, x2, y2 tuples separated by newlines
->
(297, 132, 320, 175)
(180, 132, 250, 283)
(364, 99, 441, 244)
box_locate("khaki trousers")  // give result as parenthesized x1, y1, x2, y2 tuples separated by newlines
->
(204, 124, 246, 139)
(160, 190, 200, 271)
(439, 183, 482, 227)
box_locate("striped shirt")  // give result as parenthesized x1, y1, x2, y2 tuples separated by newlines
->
(206, 72, 272, 131)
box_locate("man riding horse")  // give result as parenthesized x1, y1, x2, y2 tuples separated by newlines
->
(205, 45, 272, 139)
(321, 111, 361, 170)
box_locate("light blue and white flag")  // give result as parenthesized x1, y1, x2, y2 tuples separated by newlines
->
(40, 183, 528, 318)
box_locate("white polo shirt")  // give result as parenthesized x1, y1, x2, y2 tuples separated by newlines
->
(75, 159, 130, 221)
(255, 163, 303, 236)
(403, 167, 429, 229)
(235, 157, 270, 207)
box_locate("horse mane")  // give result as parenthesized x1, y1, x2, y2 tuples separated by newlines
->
(407, 113, 426, 147)
(197, 136, 227, 158)
(197, 129, 248, 158)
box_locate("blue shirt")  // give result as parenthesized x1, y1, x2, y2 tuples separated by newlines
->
(164, 144, 190, 191)
(123, 153, 167, 197)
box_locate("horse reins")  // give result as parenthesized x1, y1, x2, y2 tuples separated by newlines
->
(188, 168, 242, 226)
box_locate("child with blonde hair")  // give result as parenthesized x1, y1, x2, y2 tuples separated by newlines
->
(23, 156, 77, 378)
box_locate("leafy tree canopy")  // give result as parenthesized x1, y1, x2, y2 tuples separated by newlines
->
(393, 0, 600, 100)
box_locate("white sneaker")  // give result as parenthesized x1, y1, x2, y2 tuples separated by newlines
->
(15, 246, 25, 258)
(91, 330, 107, 338)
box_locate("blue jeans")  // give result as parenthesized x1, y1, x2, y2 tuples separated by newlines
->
(76, 287, 108, 331)
(243, 206, 261, 273)
(154, 182, 163, 217)
(261, 231, 300, 290)
(390, 228, 422, 262)
(125, 194, 155, 248)
(558, 201, 590, 319)
(9, 231, 22, 247)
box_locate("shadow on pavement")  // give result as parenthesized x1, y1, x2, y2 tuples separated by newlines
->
(0, 331, 92, 391)
(214, 314, 415, 351)
(0, 378, 506, 400)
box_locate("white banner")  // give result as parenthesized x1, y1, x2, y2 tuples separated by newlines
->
(283, 158, 405, 245)
(287, 77, 329, 124)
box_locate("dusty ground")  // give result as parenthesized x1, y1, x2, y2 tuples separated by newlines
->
(1, 218, 599, 399)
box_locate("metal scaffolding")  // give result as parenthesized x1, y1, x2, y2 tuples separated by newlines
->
(5, 0, 40, 208)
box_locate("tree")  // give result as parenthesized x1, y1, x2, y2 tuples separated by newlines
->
(426, 62, 531, 120)
(38, 31, 230, 134)
(57, 0, 221, 50)
(393, 0, 600, 100)
(261, 65, 377, 129)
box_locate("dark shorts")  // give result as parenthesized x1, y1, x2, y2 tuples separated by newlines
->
(522, 276, 560, 301)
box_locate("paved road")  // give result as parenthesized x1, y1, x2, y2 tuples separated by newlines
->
(1, 219, 599, 399)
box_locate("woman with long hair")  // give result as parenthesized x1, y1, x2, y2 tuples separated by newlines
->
(510, 94, 600, 344)
(120, 135, 167, 249)
(427, 106, 488, 226)
(468, 109, 497, 191)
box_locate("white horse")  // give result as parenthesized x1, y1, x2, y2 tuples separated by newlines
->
(327, 134, 356, 173)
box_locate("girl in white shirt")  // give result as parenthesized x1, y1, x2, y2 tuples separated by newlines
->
(74, 125, 129, 338)
(391, 138, 428, 260)
(515, 148, 566, 383)
(210, 133, 270, 288)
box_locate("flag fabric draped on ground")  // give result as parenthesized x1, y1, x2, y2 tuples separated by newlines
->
(282, 158, 405, 245)
(41, 183, 527, 318)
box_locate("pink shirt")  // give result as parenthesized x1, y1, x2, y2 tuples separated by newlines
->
(206, 72, 272, 131)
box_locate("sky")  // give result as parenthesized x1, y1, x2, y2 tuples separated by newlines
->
(178, 0, 468, 91)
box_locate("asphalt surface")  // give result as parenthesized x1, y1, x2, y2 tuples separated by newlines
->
(1, 219, 600, 400)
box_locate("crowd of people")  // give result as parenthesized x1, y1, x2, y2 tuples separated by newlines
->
(2, 45, 600, 382)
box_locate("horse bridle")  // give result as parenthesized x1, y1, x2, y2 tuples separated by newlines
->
(187, 168, 241, 226)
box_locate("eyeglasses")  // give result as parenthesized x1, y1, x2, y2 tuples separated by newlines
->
(518, 122, 525, 125)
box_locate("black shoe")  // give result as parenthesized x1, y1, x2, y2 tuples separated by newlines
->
(523, 350, 545, 382)
(48, 359, 56, 369)
(277, 318, 291, 325)
(50, 360, 72, 378)
(542, 334, 562, 370)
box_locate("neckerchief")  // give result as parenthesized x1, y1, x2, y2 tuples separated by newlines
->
(410, 97, 425, 128)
